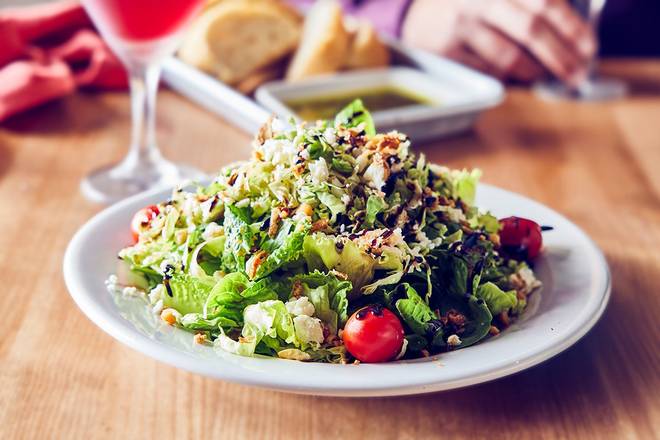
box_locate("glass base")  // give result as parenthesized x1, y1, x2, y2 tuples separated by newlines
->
(534, 77, 628, 101)
(81, 158, 206, 205)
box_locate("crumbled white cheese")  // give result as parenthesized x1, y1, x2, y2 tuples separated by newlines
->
(293, 315, 324, 345)
(260, 139, 297, 166)
(201, 222, 223, 241)
(363, 157, 387, 190)
(105, 275, 120, 294)
(149, 284, 164, 303)
(309, 157, 330, 185)
(515, 266, 542, 294)
(105, 275, 144, 297)
(323, 127, 337, 145)
(447, 334, 462, 346)
(445, 207, 467, 223)
(341, 194, 351, 205)
(285, 296, 315, 317)
(121, 286, 142, 297)
(415, 230, 442, 251)
(243, 303, 275, 331)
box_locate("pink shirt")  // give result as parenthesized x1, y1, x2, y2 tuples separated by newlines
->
(288, 0, 412, 37)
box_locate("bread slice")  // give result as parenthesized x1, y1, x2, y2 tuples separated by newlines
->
(234, 59, 287, 95)
(344, 21, 390, 70)
(179, 0, 301, 84)
(285, 0, 350, 81)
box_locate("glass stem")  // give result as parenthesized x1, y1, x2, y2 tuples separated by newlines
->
(125, 63, 163, 167)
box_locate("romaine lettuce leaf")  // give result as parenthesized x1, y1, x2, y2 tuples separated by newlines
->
(254, 220, 310, 279)
(119, 240, 177, 287)
(180, 313, 238, 332)
(291, 271, 351, 333)
(303, 233, 375, 292)
(476, 212, 500, 234)
(203, 273, 278, 324)
(162, 273, 216, 315)
(386, 284, 436, 336)
(475, 282, 519, 316)
(334, 99, 376, 136)
(317, 192, 346, 222)
(221, 205, 255, 273)
(216, 299, 299, 357)
(452, 169, 481, 205)
(365, 195, 387, 227)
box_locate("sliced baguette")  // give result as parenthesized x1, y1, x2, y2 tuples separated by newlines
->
(234, 59, 287, 95)
(344, 21, 390, 70)
(285, 0, 350, 82)
(179, 0, 301, 84)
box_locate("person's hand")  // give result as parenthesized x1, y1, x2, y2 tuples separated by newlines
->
(401, 0, 596, 84)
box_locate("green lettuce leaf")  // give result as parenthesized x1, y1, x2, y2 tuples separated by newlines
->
(180, 313, 238, 332)
(303, 233, 375, 292)
(436, 295, 492, 348)
(162, 273, 216, 315)
(291, 271, 351, 333)
(118, 240, 177, 287)
(365, 195, 387, 227)
(204, 273, 278, 324)
(428, 250, 469, 301)
(476, 212, 500, 234)
(317, 192, 346, 221)
(334, 99, 376, 136)
(216, 299, 298, 357)
(221, 205, 255, 273)
(215, 331, 258, 357)
(254, 220, 310, 279)
(452, 169, 481, 205)
(386, 284, 436, 336)
(475, 282, 519, 316)
(188, 236, 225, 278)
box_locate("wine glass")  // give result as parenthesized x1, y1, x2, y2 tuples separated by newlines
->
(80, 0, 206, 204)
(534, 0, 627, 101)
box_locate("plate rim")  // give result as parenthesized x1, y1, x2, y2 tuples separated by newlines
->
(63, 184, 611, 397)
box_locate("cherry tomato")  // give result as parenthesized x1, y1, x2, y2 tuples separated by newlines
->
(499, 216, 543, 260)
(342, 305, 404, 363)
(130, 205, 160, 243)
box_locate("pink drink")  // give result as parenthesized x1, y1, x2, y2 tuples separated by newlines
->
(79, 0, 206, 204)
(84, 0, 204, 42)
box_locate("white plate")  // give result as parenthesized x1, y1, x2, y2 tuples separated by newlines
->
(63, 184, 610, 397)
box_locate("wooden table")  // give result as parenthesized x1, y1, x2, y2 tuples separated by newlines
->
(1, 60, 658, 439)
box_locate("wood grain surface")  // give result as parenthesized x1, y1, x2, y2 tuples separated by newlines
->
(1, 60, 658, 439)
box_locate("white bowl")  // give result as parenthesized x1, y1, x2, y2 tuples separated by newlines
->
(63, 184, 610, 397)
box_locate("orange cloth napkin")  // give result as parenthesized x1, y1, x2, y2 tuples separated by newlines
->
(0, 1, 127, 122)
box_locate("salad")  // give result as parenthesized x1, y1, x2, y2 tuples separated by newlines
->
(111, 100, 543, 363)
